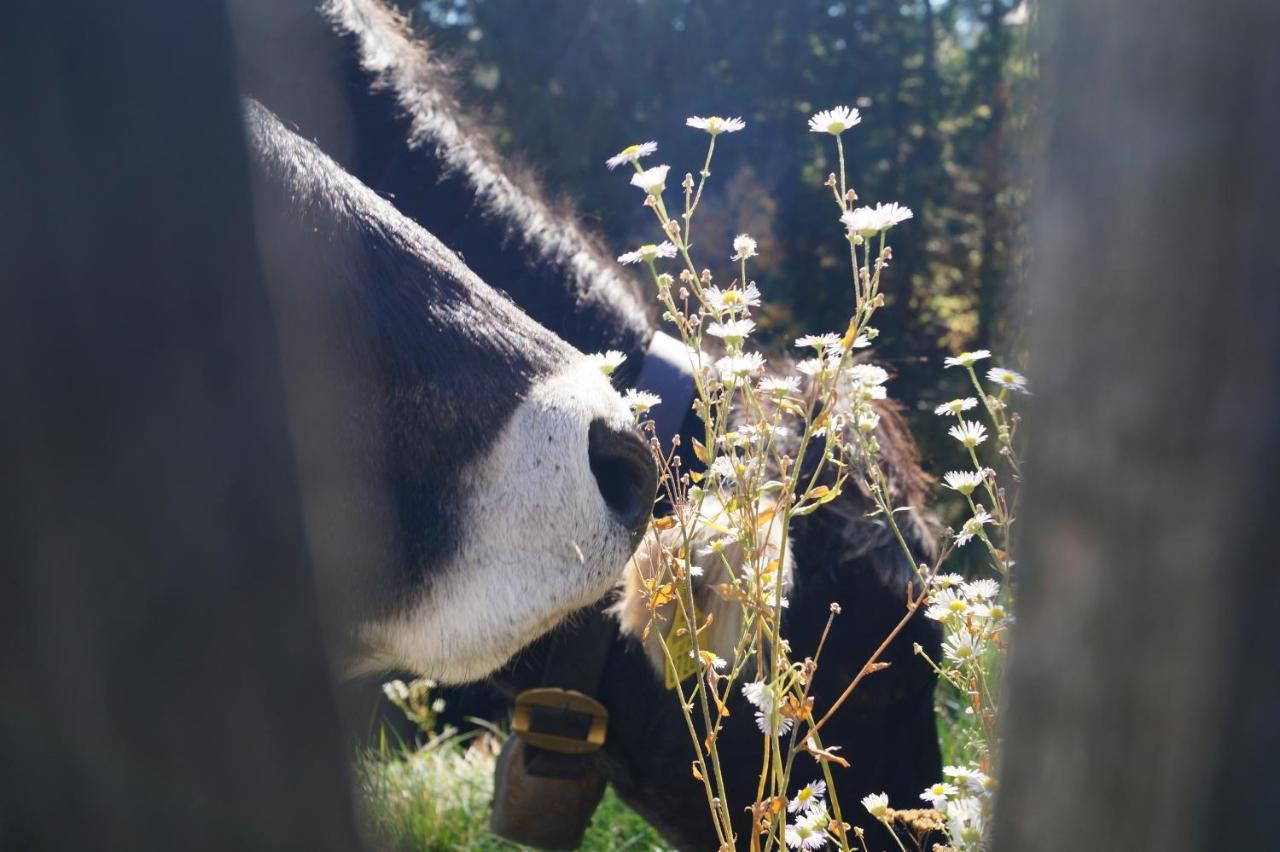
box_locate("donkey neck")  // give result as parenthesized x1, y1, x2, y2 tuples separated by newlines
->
(234, 0, 656, 378)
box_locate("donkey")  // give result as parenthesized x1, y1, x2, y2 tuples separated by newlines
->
(233, 2, 943, 848)
(241, 99, 657, 684)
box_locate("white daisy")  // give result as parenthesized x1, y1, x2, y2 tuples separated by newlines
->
(943, 633, 982, 664)
(786, 809, 831, 850)
(920, 782, 958, 811)
(846, 363, 888, 387)
(860, 792, 890, 821)
(716, 351, 766, 379)
(705, 318, 756, 344)
(757, 711, 794, 737)
(617, 241, 677, 265)
(795, 332, 841, 351)
(696, 535, 734, 558)
(963, 579, 1000, 600)
(924, 589, 969, 623)
(630, 164, 670, 195)
(741, 680, 773, 713)
(709, 456, 742, 484)
(840, 202, 914, 237)
(788, 780, 827, 814)
(944, 765, 992, 796)
(971, 601, 1008, 621)
(986, 365, 1030, 393)
(704, 283, 762, 312)
(948, 420, 988, 448)
(934, 397, 979, 417)
(934, 573, 966, 590)
(622, 389, 661, 415)
(944, 349, 992, 368)
(954, 510, 994, 546)
(809, 105, 862, 135)
(686, 115, 746, 135)
(758, 376, 801, 397)
(800, 357, 837, 378)
(942, 470, 984, 496)
(731, 233, 758, 260)
(605, 141, 658, 171)
(586, 350, 627, 376)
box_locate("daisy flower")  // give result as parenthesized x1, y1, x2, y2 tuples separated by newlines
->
(924, 589, 968, 623)
(935, 573, 966, 590)
(789, 780, 828, 814)
(963, 579, 1000, 600)
(757, 711, 794, 737)
(840, 202, 914, 237)
(809, 105, 862, 135)
(586, 350, 627, 376)
(971, 601, 1008, 621)
(622, 389, 661, 415)
(716, 352, 766, 379)
(796, 357, 831, 377)
(944, 765, 993, 796)
(686, 115, 746, 135)
(948, 420, 988, 448)
(758, 376, 801, 397)
(795, 332, 841, 351)
(710, 456, 743, 484)
(943, 633, 982, 664)
(860, 792, 890, 821)
(920, 782, 958, 811)
(731, 233, 758, 260)
(605, 141, 658, 171)
(987, 365, 1030, 393)
(942, 470, 984, 496)
(934, 397, 979, 417)
(705, 318, 756, 344)
(617, 241, 677, 265)
(846, 363, 888, 387)
(630, 164, 670, 195)
(743, 680, 792, 736)
(704, 283, 762, 312)
(785, 810, 830, 850)
(954, 510, 994, 546)
(944, 349, 992, 368)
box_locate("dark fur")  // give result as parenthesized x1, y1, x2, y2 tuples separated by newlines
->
(234, 3, 942, 847)
(244, 99, 575, 626)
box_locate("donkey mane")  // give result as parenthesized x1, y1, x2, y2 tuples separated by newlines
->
(324, 0, 655, 365)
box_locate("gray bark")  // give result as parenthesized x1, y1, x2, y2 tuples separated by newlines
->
(993, 1, 1280, 849)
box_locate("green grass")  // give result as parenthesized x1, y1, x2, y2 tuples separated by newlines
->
(358, 732, 671, 851)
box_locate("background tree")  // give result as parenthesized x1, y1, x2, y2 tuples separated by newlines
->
(400, 0, 1033, 404)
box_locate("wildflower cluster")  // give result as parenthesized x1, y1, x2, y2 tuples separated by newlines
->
(601, 104, 1026, 852)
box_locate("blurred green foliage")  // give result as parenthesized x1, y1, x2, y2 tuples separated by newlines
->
(399, 0, 1033, 489)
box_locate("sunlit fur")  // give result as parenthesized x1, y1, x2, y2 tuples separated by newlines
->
(244, 101, 641, 682)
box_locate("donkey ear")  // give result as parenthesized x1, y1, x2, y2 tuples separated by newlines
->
(612, 495, 794, 677)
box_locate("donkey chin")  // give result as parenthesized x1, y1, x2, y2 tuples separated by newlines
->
(355, 359, 657, 683)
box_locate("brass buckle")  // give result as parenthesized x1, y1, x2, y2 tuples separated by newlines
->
(511, 688, 608, 754)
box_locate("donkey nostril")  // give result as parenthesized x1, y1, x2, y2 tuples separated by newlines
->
(587, 419, 658, 543)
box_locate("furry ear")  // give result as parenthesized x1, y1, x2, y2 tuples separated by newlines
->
(612, 495, 793, 677)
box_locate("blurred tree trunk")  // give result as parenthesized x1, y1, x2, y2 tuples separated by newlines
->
(972, 0, 1009, 352)
(993, 0, 1280, 849)
(0, 2, 364, 850)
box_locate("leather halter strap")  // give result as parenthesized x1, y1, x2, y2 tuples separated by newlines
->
(635, 330, 702, 452)
(490, 330, 702, 848)
(526, 328, 702, 754)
